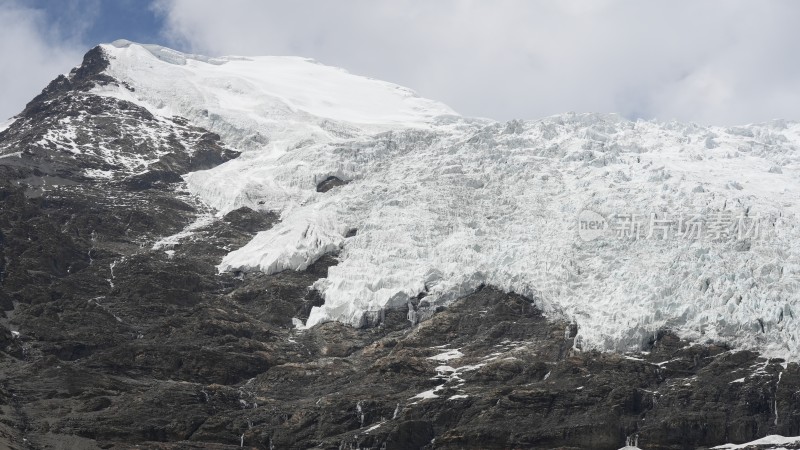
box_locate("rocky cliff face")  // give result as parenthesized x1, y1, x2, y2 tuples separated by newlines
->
(0, 46, 799, 450)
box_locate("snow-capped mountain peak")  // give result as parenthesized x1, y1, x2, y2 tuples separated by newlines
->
(86, 42, 800, 360)
(97, 40, 457, 153)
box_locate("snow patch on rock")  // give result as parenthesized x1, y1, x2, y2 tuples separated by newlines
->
(713, 435, 800, 449)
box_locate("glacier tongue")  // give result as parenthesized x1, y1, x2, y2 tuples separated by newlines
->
(94, 42, 800, 359)
(210, 115, 800, 359)
(219, 206, 346, 275)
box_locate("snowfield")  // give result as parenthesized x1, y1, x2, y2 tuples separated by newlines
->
(95, 41, 800, 359)
(713, 434, 800, 449)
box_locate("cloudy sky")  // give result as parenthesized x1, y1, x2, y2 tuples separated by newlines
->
(3, 0, 800, 125)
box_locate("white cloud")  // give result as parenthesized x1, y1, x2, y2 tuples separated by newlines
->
(0, 2, 86, 120)
(154, 0, 800, 125)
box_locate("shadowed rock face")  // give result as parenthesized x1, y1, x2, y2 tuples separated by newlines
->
(1, 46, 799, 450)
(316, 175, 350, 193)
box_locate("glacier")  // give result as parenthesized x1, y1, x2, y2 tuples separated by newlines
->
(93, 41, 800, 359)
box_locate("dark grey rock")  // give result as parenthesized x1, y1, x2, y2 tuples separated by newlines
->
(316, 176, 349, 193)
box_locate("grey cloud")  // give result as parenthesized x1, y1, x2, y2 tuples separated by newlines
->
(154, 0, 800, 125)
(0, 1, 86, 121)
